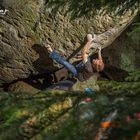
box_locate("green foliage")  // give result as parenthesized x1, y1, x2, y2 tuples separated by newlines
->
(125, 70, 140, 82)
(98, 70, 140, 96)
(46, 92, 140, 140)
(0, 70, 140, 140)
(48, 116, 85, 140)
(127, 15, 140, 45)
(0, 90, 81, 139)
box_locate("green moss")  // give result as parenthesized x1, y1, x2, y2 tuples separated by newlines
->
(0, 69, 140, 139)
(127, 22, 140, 45)
(98, 70, 140, 96)
(0, 108, 21, 128)
(125, 70, 140, 82)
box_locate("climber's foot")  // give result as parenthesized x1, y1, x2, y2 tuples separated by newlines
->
(42, 42, 53, 53)
(46, 44, 53, 53)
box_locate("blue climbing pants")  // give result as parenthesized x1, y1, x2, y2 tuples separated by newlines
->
(49, 51, 85, 77)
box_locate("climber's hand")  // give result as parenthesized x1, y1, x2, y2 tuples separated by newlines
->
(97, 46, 102, 51)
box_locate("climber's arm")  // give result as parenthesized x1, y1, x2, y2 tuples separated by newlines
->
(98, 47, 103, 62)
(81, 42, 91, 63)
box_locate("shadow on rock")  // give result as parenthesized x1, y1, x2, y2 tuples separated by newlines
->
(24, 73, 55, 90)
(29, 44, 58, 89)
(32, 44, 57, 73)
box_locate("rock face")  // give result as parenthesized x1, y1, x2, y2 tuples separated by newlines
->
(102, 22, 140, 71)
(0, 0, 140, 84)
(72, 74, 100, 91)
(8, 81, 40, 93)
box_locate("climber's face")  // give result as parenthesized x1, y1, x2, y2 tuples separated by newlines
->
(92, 59, 104, 72)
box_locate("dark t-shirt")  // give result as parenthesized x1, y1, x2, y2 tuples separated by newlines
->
(77, 60, 94, 82)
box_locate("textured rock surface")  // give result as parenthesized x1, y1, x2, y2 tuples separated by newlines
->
(8, 81, 40, 93)
(0, 0, 140, 84)
(72, 74, 100, 91)
(102, 21, 140, 71)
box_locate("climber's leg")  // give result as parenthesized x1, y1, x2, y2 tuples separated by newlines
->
(42, 43, 77, 76)
(49, 50, 78, 77)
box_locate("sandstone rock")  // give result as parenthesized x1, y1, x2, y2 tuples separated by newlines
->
(102, 65, 129, 81)
(102, 24, 140, 71)
(0, 0, 140, 84)
(8, 81, 40, 93)
(72, 74, 100, 92)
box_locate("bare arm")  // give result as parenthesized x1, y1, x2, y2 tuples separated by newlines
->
(98, 47, 103, 62)
(82, 42, 91, 63)
(81, 34, 94, 63)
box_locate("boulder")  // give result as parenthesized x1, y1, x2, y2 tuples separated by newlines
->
(8, 81, 40, 93)
(0, 0, 140, 84)
(72, 74, 100, 91)
(102, 23, 140, 71)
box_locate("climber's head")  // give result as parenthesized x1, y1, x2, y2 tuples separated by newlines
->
(92, 59, 104, 72)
